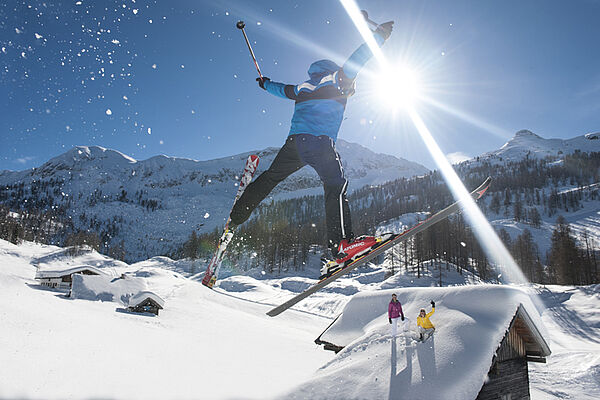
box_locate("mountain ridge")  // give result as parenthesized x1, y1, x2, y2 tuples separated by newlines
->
(476, 129, 600, 163)
(0, 140, 429, 261)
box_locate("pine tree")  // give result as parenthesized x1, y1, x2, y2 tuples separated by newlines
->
(548, 216, 580, 284)
(512, 229, 539, 281)
(528, 207, 542, 228)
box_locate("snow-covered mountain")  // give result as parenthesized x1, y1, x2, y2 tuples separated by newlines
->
(0, 141, 428, 261)
(452, 129, 600, 257)
(478, 129, 600, 163)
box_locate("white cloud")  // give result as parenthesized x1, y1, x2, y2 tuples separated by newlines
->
(15, 156, 35, 164)
(446, 152, 471, 164)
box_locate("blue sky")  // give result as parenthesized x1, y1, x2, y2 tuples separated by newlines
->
(2, 0, 600, 171)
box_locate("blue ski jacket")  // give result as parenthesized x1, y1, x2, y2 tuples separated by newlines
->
(263, 32, 385, 141)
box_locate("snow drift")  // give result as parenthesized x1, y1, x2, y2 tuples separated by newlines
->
(70, 273, 148, 304)
(285, 285, 549, 400)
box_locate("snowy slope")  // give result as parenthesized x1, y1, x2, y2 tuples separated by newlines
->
(0, 239, 332, 400)
(530, 285, 600, 399)
(0, 141, 428, 261)
(1, 239, 599, 399)
(488, 205, 600, 259)
(456, 129, 600, 258)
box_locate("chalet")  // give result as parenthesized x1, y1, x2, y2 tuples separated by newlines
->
(477, 304, 551, 400)
(35, 265, 106, 291)
(127, 291, 165, 315)
(313, 285, 551, 400)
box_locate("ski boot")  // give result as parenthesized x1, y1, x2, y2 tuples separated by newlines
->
(319, 234, 393, 280)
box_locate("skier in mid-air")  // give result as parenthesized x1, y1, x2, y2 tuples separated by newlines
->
(229, 20, 395, 279)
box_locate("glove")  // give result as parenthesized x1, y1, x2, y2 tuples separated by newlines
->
(389, 318, 392, 324)
(256, 76, 270, 90)
(431, 300, 435, 308)
(375, 21, 394, 40)
(401, 315, 405, 321)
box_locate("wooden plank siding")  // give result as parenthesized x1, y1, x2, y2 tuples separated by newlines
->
(497, 319, 527, 362)
(61, 269, 99, 283)
(476, 314, 532, 400)
(128, 299, 162, 315)
(477, 358, 530, 400)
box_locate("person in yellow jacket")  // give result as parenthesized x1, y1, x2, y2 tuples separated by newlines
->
(417, 300, 435, 342)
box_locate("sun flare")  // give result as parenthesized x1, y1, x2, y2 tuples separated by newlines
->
(375, 64, 422, 110)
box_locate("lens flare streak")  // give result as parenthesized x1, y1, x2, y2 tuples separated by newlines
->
(408, 107, 527, 284)
(338, 0, 389, 68)
(339, 0, 528, 285)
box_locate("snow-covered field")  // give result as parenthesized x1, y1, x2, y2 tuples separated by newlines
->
(1, 239, 599, 399)
(0, 240, 331, 400)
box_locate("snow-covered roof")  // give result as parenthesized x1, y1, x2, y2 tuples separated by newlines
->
(35, 265, 106, 279)
(129, 291, 165, 308)
(513, 303, 551, 358)
(70, 274, 147, 305)
(300, 285, 550, 400)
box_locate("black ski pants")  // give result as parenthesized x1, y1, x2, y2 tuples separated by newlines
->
(230, 134, 353, 248)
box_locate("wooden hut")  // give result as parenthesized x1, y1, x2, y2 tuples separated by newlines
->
(477, 304, 551, 399)
(127, 291, 165, 315)
(35, 265, 105, 291)
(313, 286, 551, 399)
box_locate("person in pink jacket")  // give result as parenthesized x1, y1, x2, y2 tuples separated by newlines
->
(388, 293, 405, 337)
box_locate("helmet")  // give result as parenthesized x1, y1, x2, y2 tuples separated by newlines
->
(307, 59, 340, 80)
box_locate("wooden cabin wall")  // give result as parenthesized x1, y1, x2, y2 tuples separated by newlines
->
(476, 318, 531, 400)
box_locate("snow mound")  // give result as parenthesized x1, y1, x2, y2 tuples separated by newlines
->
(285, 285, 548, 400)
(35, 265, 106, 279)
(71, 274, 147, 305)
(217, 275, 268, 293)
(377, 260, 484, 289)
(0, 239, 333, 400)
(33, 245, 128, 271)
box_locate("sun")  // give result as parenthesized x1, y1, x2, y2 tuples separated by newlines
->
(374, 64, 422, 110)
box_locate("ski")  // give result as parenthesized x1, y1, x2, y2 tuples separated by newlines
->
(266, 177, 492, 317)
(202, 154, 260, 288)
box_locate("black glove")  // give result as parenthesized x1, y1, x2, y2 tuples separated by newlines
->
(431, 300, 435, 308)
(389, 318, 392, 324)
(401, 315, 405, 321)
(375, 21, 394, 40)
(256, 76, 270, 90)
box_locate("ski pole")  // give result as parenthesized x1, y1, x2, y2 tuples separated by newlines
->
(236, 21, 263, 79)
(360, 10, 379, 30)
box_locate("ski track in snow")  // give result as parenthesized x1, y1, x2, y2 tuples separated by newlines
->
(530, 285, 600, 399)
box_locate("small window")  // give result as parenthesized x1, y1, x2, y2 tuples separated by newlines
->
(501, 394, 512, 400)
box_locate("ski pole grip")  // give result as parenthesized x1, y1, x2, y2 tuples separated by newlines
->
(236, 20, 263, 79)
